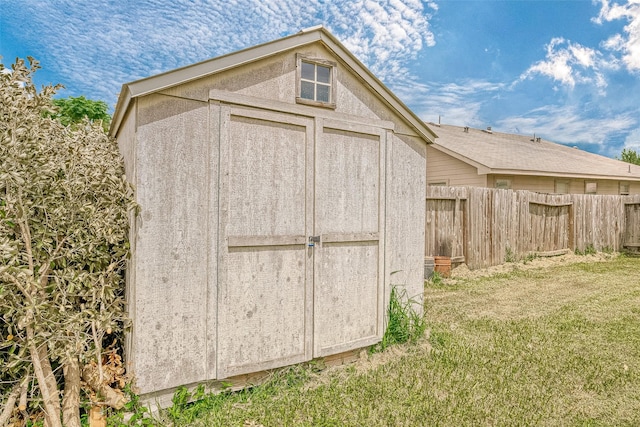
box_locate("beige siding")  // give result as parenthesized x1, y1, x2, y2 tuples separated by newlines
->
(160, 50, 296, 103)
(489, 175, 556, 193)
(629, 182, 640, 195)
(594, 179, 619, 195)
(484, 175, 639, 195)
(426, 145, 486, 187)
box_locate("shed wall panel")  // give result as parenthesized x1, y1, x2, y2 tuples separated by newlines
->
(388, 134, 427, 307)
(132, 96, 211, 393)
(116, 104, 137, 181)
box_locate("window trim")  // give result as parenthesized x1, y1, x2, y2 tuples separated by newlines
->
(555, 179, 570, 194)
(585, 181, 597, 195)
(494, 176, 512, 190)
(620, 181, 630, 196)
(296, 54, 337, 109)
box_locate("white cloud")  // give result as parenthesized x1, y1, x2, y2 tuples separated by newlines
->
(594, 0, 640, 72)
(8, 0, 436, 108)
(518, 38, 607, 90)
(333, 0, 436, 80)
(392, 79, 504, 126)
(497, 104, 636, 151)
(623, 127, 640, 151)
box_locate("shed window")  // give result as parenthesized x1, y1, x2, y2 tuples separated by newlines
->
(585, 181, 597, 194)
(296, 54, 336, 108)
(620, 182, 630, 195)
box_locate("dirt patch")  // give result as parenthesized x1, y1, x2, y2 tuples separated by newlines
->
(427, 252, 636, 322)
(449, 252, 616, 281)
(304, 338, 432, 391)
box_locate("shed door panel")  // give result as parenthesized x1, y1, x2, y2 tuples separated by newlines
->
(217, 108, 313, 378)
(313, 120, 386, 357)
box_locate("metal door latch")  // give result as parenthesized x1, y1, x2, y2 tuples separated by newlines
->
(308, 235, 321, 247)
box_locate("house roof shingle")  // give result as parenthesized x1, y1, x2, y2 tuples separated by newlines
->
(430, 124, 640, 181)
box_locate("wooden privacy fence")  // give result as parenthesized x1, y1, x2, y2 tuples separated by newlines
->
(426, 186, 640, 269)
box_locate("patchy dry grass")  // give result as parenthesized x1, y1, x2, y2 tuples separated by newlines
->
(159, 254, 640, 426)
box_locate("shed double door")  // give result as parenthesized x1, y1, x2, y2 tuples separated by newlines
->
(216, 105, 386, 378)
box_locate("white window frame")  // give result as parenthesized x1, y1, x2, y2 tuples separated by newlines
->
(620, 182, 630, 196)
(555, 180, 570, 194)
(494, 177, 512, 190)
(296, 54, 337, 109)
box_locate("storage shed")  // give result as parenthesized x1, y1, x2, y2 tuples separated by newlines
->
(110, 26, 436, 400)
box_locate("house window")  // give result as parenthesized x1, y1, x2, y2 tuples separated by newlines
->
(585, 181, 597, 194)
(428, 181, 448, 187)
(555, 180, 570, 194)
(495, 177, 512, 190)
(620, 182, 630, 195)
(296, 54, 336, 108)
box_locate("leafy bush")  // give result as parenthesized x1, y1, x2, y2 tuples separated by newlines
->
(0, 57, 133, 427)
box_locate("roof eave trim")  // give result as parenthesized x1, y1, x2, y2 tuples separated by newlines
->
(486, 169, 640, 181)
(109, 30, 324, 136)
(109, 26, 438, 143)
(109, 86, 132, 138)
(128, 31, 323, 99)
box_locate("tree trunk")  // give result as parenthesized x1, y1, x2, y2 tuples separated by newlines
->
(27, 327, 61, 427)
(62, 356, 81, 427)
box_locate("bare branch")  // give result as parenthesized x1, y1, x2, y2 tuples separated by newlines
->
(0, 273, 35, 305)
(38, 235, 69, 289)
(91, 321, 104, 384)
(16, 189, 34, 280)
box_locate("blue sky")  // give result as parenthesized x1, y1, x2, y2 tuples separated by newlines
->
(1, 0, 639, 158)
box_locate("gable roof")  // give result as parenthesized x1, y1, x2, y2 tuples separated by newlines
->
(109, 25, 436, 142)
(429, 124, 640, 181)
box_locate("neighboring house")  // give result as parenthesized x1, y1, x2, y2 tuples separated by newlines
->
(427, 124, 640, 195)
(109, 26, 436, 402)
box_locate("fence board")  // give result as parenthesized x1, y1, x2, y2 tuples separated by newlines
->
(427, 186, 640, 269)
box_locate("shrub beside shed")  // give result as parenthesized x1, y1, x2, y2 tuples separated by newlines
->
(110, 26, 436, 401)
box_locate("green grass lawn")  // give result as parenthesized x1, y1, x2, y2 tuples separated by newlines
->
(146, 255, 640, 426)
